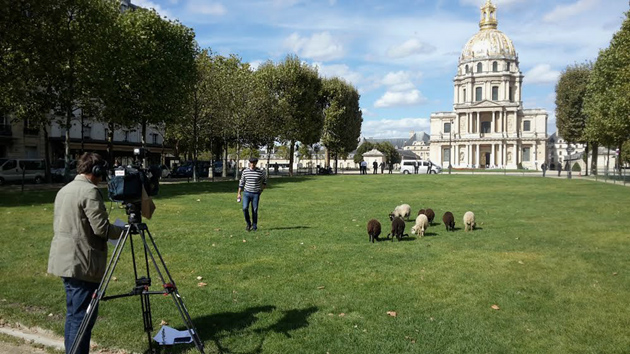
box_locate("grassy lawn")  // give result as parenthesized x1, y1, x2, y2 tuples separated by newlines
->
(1, 175, 629, 354)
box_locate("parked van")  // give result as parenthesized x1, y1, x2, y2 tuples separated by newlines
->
(400, 160, 442, 174)
(0, 158, 46, 185)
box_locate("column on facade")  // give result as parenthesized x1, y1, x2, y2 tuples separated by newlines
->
(468, 112, 471, 134)
(491, 143, 495, 167)
(513, 142, 518, 166)
(477, 112, 481, 137)
(476, 144, 480, 168)
(492, 111, 496, 133)
(500, 143, 504, 167)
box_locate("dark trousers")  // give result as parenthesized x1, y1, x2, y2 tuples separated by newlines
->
(63, 277, 99, 354)
(242, 191, 261, 229)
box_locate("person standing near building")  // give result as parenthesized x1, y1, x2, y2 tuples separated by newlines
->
(48, 152, 124, 354)
(237, 157, 267, 231)
(372, 160, 378, 174)
(379, 162, 384, 174)
(541, 162, 547, 177)
(360, 160, 367, 174)
(388, 161, 393, 174)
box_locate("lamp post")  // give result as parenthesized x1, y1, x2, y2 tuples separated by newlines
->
(566, 144, 573, 179)
(448, 119, 453, 174)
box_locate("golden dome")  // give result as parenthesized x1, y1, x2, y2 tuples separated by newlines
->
(460, 0, 517, 62)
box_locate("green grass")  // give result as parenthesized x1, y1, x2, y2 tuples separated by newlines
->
(1, 175, 630, 354)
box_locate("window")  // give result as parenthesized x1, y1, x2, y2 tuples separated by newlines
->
(475, 87, 483, 101)
(444, 122, 451, 133)
(124, 131, 130, 142)
(463, 89, 467, 102)
(465, 65, 469, 73)
(523, 147, 531, 162)
(151, 133, 159, 144)
(82, 125, 91, 139)
(477, 62, 482, 73)
(23, 118, 39, 135)
(492, 86, 499, 100)
(506, 62, 511, 71)
(104, 128, 109, 141)
(492, 61, 498, 72)
(481, 121, 491, 133)
(524, 120, 531, 131)
(444, 148, 451, 162)
(509, 87, 513, 102)
(3, 159, 17, 170)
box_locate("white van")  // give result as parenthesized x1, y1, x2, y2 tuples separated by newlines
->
(400, 160, 442, 174)
(0, 158, 46, 185)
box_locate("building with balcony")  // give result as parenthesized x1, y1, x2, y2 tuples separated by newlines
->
(429, 0, 548, 169)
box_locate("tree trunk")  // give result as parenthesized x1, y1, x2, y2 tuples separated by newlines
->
(334, 153, 338, 174)
(325, 148, 330, 168)
(584, 142, 589, 176)
(289, 139, 295, 177)
(64, 105, 72, 183)
(192, 114, 198, 182)
(223, 143, 228, 178)
(591, 142, 598, 175)
(266, 142, 272, 180)
(43, 125, 52, 183)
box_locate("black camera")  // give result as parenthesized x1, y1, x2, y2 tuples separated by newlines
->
(108, 166, 159, 203)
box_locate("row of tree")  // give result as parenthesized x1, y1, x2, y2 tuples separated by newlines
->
(0, 0, 363, 180)
(555, 10, 630, 174)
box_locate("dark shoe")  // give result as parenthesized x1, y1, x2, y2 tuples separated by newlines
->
(246, 225, 251, 232)
(251, 225, 258, 231)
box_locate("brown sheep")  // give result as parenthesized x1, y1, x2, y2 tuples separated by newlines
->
(387, 216, 407, 241)
(367, 219, 382, 243)
(424, 208, 435, 224)
(442, 211, 455, 232)
(417, 208, 426, 216)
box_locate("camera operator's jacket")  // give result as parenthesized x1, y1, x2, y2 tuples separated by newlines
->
(48, 175, 124, 283)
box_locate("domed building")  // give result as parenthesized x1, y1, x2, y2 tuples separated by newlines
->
(430, 0, 548, 170)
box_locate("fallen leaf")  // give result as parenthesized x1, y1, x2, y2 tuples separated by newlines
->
(491, 305, 500, 310)
(339, 313, 345, 317)
(112, 277, 118, 281)
(48, 313, 53, 317)
(197, 282, 207, 287)
(518, 261, 524, 265)
(214, 228, 221, 231)
(197, 276, 203, 280)
(160, 320, 168, 325)
(613, 272, 618, 276)
(387, 311, 397, 317)
(242, 239, 247, 243)
(196, 199, 201, 202)
(212, 243, 216, 247)
(317, 286, 325, 290)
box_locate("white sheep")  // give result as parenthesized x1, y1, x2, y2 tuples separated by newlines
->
(411, 214, 429, 237)
(389, 204, 411, 221)
(463, 211, 476, 232)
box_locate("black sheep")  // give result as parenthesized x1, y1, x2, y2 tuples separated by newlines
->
(387, 216, 408, 241)
(442, 211, 455, 231)
(417, 208, 426, 216)
(425, 208, 435, 224)
(367, 219, 382, 243)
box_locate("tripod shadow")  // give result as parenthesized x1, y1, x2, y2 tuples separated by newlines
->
(164, 305, 318, 354)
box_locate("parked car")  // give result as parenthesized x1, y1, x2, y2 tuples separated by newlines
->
(400, 160, 442, 174)
(0, 158, 47, 185)
(50, 159, 77, 182)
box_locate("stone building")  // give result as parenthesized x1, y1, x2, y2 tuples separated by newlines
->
(430, 0, 548, 170)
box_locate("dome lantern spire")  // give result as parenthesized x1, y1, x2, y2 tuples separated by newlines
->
(479, 0, 498, 30)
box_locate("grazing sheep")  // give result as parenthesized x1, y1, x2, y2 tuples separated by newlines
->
(367, 219, 382, 243)
(417, 208, 426, 216)
(411, 214, 429, 237)
(424, 208, 435, 224)
(389, 204, 411, 221)
(463, 211, 476, 232)
(442, 211, 455, 232)
(387, 216, 407, 241)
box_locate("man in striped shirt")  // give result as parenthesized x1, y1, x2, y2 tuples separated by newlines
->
(237, 157, 267, 231)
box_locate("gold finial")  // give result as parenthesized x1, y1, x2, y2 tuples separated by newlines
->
(479, 0, 498, 30)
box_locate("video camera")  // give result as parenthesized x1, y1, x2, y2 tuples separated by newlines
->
(107, 148, 160, 203)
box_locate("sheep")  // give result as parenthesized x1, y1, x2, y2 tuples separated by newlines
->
(417, 208, 425, 216)
(389, 204, 411, 221)
(367, 219, 382, 243)
(387, 216, 408, 241)
(424, 208, 435, 224)
(463, 211, 476, 232)
(411, 214, 429, 237)
(442, 211, 455, 232)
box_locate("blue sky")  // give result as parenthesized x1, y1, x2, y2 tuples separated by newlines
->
(134, 0, 628, 138)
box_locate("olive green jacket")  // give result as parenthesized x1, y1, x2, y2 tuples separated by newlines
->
(47, 175, 124, 283)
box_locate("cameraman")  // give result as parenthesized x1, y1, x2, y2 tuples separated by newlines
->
(48, 152, 124, 354)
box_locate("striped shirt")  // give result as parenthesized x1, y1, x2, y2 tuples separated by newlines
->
(239, 167, 267, 193)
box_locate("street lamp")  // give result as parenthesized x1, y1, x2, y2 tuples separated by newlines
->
(448, 119, 453, 175)
(566, 144, 573, 180)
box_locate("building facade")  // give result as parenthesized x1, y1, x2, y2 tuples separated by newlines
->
(430, 0, 548, 170)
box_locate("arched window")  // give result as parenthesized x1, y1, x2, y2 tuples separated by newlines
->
(465, 65, 469, 73)
(492, 61, 498, 72)
(477, 62, 483, 73)
(506, 62, 511, 71)
(475, 87, 482, 101)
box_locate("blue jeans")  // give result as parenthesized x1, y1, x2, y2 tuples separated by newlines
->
(242, 191, 261, 229)
(63, 277, 99, 354)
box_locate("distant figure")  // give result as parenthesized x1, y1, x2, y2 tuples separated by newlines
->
(414, 162, 419, 174)
(372, 161, 378, 174)
(388, 161, 393, 174)
(426, 160, 432, 174)
(541, 162, 547, 177)
(360, 160, 367, 175)
(274, 162, 279, 175)
(558, 162, 562, 176)
(379, 162, 384, 174)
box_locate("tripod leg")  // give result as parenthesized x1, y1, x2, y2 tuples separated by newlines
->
(68, 226, 132, 354)
(141, 226, 206, 354)
(141, 292, 155, 354)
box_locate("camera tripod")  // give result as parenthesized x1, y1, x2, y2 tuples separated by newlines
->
(69, 203, 205, 354)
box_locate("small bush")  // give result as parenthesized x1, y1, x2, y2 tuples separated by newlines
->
(572, 162, 581, 172)
(517, 162, 524, 170)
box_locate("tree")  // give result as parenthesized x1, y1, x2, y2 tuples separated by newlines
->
(274, 55, 324, 176)
(320, 77, 363, 172)
(555, 63, 593, 175)
(584, 10, 630, 174)
(353, 141, 374, 164)
(375, 142, 401, 165)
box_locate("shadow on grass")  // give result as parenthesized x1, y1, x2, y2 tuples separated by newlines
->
(265, 226, 311, 231)
(169, 305, 318, 354)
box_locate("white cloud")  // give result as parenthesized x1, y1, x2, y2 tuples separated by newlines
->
(360, 108, 376, 117)
(195, 2, 227, 16)
(284, 32, 344, 61)
(375, 90, 427, 108)
(387, 38, 436, 58)
(313, 62, 362, 86)
(381, 71, 418, 92)
(362, 118, 430, 138)
(133, 0, 173, 18)
(543, 0, 598, 23)
(524, 64, 560, 85)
